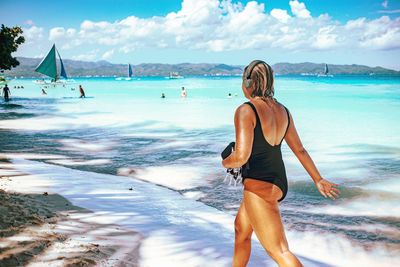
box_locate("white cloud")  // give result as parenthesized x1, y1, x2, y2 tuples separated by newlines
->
(289, 0, 311, 18)
(102, 49, 114, 60)
(23, 0, 400, 61)
(357, 16, 400, 50)
(345, 17, 366, 30)
(270, 8, 291, 23)
(312, 26, 338, 49)
(22, 26, 44, 42)
(49, 27, 66, 40)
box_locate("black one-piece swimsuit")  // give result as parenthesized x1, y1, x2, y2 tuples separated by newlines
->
(242, 101, 290, 202)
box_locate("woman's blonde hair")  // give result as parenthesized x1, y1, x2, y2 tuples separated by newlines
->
(244, 61, 274, 99)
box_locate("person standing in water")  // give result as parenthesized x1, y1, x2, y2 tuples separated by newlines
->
(79, 85, 86, 98)
(222, 60, 340, 267)
(161, 93, 166, 99)
(2, 84, 10, 102)
(181, 87, 187, 98)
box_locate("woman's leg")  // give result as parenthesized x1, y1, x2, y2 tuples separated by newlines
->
(233, 202, 253, 267)
(243, 189, 303, 267)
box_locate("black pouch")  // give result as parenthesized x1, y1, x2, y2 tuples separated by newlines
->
(221, 142, 235, 159)
(221, 142, 243, 186)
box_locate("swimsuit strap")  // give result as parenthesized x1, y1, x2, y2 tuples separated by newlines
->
(280, 106, 291, 144)
(244, 101, 270, 146)
(244, 102, 261, 124)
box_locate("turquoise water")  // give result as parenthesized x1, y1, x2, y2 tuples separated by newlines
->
(1, 75, 400, 266)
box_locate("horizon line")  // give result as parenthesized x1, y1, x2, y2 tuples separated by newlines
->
(15, 56, 400, 71)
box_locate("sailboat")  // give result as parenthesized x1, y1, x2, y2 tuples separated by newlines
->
(125, 64, 133, 80)
(318, 63, 333, 77)
(116, 63, 134, 81)
(34, 44, 75, 86)
(166, 71, 184, 79)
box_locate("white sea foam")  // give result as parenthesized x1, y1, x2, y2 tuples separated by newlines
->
(48, 158, 111, 166)
(308, 195, 400, 217)
(364, 178, 400, 194)
(287, 231, 400, 267)
(125, 164, 210, 191)
(58, 138, 115, 152)
(0, 153, 67, 160)
(182, 191, 206, 200)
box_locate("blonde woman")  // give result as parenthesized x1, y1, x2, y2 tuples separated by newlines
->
(222, 60, 340, 267)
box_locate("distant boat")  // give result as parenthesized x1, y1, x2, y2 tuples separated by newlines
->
(125, 64, 133, 80)
(317, 63, 333, 77)
(116, 63, 134, 81)
(167, 72, 184, 79)
(34, 44, 75, 86)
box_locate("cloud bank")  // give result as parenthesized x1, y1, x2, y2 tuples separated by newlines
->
(22, 0, 400, 60)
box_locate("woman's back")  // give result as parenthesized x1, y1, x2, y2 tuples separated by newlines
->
(249, 98, 290, 147)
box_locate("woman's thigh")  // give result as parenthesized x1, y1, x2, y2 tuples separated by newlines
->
(243, 189, 289, 254)
(234, 202, 253, 239)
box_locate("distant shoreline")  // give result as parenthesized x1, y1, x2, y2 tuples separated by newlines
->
(3, 57, 400, 78)
(8, 73, 400, 80)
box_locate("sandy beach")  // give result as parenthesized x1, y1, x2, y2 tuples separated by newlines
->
(0, 157, 141, 267)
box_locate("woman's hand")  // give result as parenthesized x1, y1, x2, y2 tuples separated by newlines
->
(315, 178, 340, 200)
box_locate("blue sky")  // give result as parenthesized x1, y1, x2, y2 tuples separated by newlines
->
(1, 0, 400, 69)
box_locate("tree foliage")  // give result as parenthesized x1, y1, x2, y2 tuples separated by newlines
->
(0, 24, 25, 70)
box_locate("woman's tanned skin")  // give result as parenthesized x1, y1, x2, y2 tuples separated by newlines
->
(222, 69, 340, 267)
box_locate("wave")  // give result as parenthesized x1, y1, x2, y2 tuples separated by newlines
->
(287, 230, 400, 267)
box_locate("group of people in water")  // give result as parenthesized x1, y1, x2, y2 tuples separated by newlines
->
(2, 84, 86, 102)
(160, 86, 236, 99)
(3, 81, 237, 103)
(161, 86, 187, 98)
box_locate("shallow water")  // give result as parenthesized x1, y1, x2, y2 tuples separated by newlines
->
(1, 75, 400, 266)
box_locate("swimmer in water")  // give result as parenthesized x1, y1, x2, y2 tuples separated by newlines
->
(181, 87, 187, 98)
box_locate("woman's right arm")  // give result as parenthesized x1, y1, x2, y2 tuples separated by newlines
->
(284, 112, 340, 199)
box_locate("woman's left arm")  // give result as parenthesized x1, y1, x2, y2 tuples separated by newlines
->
(222, 104, 254, 168)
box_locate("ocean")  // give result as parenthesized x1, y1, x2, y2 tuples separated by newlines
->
(1, 75, 399, 266)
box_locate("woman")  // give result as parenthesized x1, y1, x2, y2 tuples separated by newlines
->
(222, 60, 340, 267)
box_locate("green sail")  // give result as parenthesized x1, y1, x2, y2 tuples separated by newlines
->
(35, 44, 57, 79)
(57, 49, 68, 79)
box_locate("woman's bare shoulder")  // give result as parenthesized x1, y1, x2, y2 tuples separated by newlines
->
(234, 103, 255, 123)
(235, 102, 254, 115)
